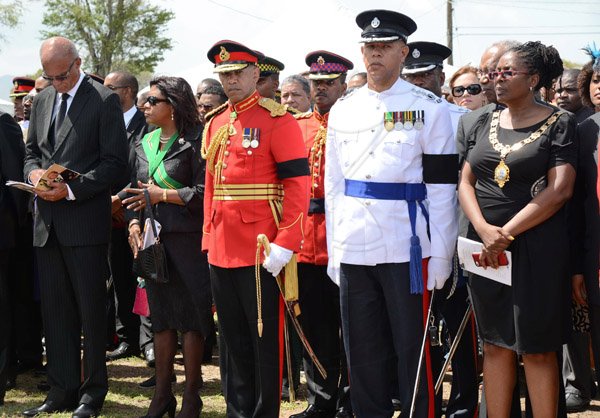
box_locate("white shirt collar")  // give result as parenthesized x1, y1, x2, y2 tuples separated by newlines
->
(123, 105, 137, 128)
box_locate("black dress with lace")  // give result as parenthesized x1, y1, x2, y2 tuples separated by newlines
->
(465, 110, 577, 354)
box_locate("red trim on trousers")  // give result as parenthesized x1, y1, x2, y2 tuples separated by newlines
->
(422, 258, 436, 418)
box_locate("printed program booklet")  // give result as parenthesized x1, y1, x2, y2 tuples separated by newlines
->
(6, 163, 80, 193)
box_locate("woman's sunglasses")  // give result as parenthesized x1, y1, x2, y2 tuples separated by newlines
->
(452, 84, 483, 97)
(145, 96, 169, 106)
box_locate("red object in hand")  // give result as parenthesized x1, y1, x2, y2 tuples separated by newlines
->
(472, 252, 509, 267)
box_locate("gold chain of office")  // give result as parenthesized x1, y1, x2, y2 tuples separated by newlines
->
(488, 110, 562, 188)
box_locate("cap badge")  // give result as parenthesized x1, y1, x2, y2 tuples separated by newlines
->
(13, 81, 18, 88)
(412, 48, 421, 58)
(317, 56, 325, 66)
(371, 17, 380, 28)
(219, 46, 230, 62)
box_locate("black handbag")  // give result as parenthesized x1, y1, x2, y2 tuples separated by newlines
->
(132, 189, 169, 283)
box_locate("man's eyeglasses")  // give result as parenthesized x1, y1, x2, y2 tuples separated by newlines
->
(145, 96, 169, 106)
(487, 70, 530, 80)
(452, 84, 483, 97)
(106, 85, 129, 91)
(42, 58, 77, 83)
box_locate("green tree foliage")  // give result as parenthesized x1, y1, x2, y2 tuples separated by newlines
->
(41, 0, 174, 77)
(0, 0, 23, 45)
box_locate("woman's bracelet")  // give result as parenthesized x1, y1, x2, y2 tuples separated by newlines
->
(162, 189, 167, 203)
(128, 220, 140, 231)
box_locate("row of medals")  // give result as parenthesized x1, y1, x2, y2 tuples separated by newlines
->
(384, 110, 425, 132)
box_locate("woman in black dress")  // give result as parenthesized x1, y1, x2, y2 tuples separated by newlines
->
(458, 42, 577, 417)
(124, 76, 211, 418)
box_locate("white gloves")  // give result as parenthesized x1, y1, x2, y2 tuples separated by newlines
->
(427, 257, 452, 291)
(263, 243, 293, 277)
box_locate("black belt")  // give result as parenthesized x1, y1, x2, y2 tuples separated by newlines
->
(308, 198, 325, 214)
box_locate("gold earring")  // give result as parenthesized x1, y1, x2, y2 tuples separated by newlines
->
(171, 112, 174, 121)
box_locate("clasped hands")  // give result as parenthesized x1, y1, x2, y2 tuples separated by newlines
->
(475, 223, 513, 269)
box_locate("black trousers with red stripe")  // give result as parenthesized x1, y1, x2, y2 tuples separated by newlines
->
(210, 265, 283, 418)
(340, 262, 436, 418)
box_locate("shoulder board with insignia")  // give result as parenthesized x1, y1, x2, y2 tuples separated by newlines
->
(338, 87, 358, 101)
(411, 87, 443, 104)
(204, 102, 228, 122)
(258, 97, 288, 117)
(293, 111, 313, 120)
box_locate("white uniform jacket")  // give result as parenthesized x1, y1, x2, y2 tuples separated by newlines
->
(325, 77, 458, 284)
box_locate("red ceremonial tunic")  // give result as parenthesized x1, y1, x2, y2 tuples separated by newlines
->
(296, 111, 328, 265)
(202, 91, 310, 268)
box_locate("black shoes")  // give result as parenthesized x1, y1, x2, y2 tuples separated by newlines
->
(72, 403, 100, 418)
(106, 342, 140, 361)
(139, 373, 177, 388)
(565, 392, 590, 413)
(140, 395, 176, 418)
(144, 346, 156, 368)
(290, 404, 336, 418)
(22, 399, 77, 416)
(334, 407, 353, 418)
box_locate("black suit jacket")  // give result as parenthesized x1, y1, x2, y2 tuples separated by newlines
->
(0, 112, 28, 250)
(569, 112, 600, 306)
(24, 75, 128, 247)
(115, 108, 148, 193)
(129, 126, 205, 233)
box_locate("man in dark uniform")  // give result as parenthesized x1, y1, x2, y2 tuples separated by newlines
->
(202, 40, 309, 418)
(290, 50, 354, 418)
(403, 41, 479, 418)
(257, 56, 285, 100)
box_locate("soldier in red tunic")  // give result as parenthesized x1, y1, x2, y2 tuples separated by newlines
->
(290, 50, 355, 418)
(201, 40, 310, 418)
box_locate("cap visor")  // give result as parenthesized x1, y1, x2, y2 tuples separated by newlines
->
(402, 64, 437, 75)
(360, 35, 400, 44)
(213, 63, 249, 73)
(308, 73, 342, 80)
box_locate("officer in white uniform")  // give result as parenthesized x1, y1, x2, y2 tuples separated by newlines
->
(325, 9, 458, 418)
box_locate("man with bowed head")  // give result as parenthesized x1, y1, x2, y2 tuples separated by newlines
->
(22, 36, 127, 418)
(325, 9, 457, 418)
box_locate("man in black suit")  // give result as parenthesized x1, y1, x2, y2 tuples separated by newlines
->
(566, 111, 600, 412)
(103, 71, 147, 362)
(22, 37, 128, 418)
(0, 111, 28, 406)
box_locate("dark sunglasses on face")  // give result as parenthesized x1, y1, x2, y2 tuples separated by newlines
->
(145, 96, 169, 106)
(42, 58, 77, 82)
(487, 70, 530, 80)
(452, 84, 483, 97)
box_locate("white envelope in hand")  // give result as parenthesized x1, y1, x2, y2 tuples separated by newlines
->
(141, 218, 162, 250)
(457, 237, 512, 286)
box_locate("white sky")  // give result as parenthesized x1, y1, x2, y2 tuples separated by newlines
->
(0, 0, 599, 99)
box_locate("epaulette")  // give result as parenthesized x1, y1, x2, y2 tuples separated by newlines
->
(204, 102, 228, 122)
(411, 87, 443, 104)
(338, 87, 358, 101)
(293, 111, 313, 120)
(258, 97, 288, 117)
(286, 106, 300, 115)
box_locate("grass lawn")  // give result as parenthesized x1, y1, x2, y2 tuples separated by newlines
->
(0, 354, 308, 417)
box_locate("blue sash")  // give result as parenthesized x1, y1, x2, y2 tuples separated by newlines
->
(344, 179, 429, 294)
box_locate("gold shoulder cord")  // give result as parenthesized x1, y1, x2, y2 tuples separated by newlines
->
(309, 126, 327, 196)
(489, 110, 563, 188)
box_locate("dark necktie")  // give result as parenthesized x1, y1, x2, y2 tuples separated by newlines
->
(50, 93, 69, 148)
